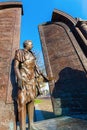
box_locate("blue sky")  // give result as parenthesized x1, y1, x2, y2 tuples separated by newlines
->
(0, 0, 87, 65)
(21, 0, 87, 48)
(20, 0, 87, 65)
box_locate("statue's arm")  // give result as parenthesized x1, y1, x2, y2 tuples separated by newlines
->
(14, 59, 23, 88)
(35, 64, 42, 75)
(35, 64, 49, 82)
(14, 59, 21, 80)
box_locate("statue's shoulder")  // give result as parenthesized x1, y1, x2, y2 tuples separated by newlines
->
(15, 49, 24, 54)
(15, 49, 25, 62)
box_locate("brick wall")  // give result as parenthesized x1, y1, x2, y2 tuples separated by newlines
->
(0, 2, 22, 130)
(39, 22, 87, 116)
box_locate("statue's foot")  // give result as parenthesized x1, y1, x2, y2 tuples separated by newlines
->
(28, 122, 33, 130)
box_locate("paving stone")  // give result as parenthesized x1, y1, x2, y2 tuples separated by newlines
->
(31, 117, 87, 130)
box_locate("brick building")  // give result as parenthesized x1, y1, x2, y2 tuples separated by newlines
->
(0, 2, 22, 130)
(39, 9, 87, 116)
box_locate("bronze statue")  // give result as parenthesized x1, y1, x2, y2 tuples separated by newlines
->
(14, 40, 49, 130)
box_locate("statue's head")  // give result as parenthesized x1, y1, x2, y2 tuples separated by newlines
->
(23, 40, 33, 50)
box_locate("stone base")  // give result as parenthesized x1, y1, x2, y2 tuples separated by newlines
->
(31, 116, 87, 130)
(0, 101, 16, 130)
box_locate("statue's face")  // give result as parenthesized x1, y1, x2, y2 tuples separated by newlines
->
(25, 41, 33, 50)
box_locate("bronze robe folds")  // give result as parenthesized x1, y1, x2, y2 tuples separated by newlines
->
(15, 49, 37, 104)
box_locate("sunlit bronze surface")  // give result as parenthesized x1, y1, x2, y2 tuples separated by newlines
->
(14, 40, 48, 130)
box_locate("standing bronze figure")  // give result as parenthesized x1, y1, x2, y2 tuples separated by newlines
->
(14, 40, 48, 130)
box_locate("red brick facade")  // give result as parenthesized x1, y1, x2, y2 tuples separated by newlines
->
(39, 10, 87, 116)
(0, 2, 22, 130)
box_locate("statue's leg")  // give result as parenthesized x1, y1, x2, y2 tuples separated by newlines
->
(27, 100, 34, 130)
(19, 105, 26, 130)
(18, 91, 26, 130)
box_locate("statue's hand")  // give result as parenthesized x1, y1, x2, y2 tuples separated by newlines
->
(41, 73, 54, 82)
(40, 73, 49, 82)
(47, 76, 54, 81)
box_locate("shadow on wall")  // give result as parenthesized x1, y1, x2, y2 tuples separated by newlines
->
(11, 60, 18, 122)
(52, 67, 87, 116)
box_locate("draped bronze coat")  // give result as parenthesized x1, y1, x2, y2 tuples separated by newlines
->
(14, 49, 41, 104)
